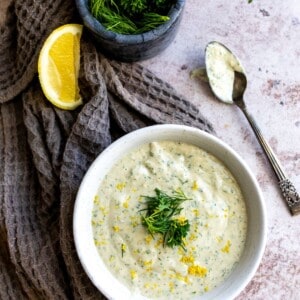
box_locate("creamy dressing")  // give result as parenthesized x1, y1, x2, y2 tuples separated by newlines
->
(92, 141, 247, 299)
(205, 42, 245, 103)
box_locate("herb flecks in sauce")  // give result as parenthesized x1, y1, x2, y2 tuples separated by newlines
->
(141, 188, 190, 249)
(92, 141, 247, 299)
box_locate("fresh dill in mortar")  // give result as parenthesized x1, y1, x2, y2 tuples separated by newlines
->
(140, 188, 190, 250)
(89, 0, 175, 35)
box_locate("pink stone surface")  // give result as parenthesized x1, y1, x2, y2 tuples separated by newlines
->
(142, 1, 300, 299)
(1, 0, 299, 299)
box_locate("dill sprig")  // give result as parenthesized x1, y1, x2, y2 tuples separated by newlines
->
(120, 0, 148, 15)
(136, 12, 170, 33)
(141, 188, 190, 249)
(89, 0, 173, 35)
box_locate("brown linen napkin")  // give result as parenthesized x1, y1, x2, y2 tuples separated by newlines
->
(0, 1, 214, 299)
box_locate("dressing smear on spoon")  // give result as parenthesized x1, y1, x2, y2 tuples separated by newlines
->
(205, 42, 245, 103)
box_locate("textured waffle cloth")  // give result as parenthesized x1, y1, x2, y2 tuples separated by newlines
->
(0, 0, 214, 299)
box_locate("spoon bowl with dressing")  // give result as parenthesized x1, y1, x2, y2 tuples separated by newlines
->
(205, 41, 300, 216)
(205, 41, 245, 104)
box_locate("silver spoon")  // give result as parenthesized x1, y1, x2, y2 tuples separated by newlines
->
(232, 71, 300, 215)
(202, 41, 300, 215)
(205, 42, 300, 215)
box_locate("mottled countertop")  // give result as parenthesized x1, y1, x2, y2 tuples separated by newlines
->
(1, 0, 299, 299)
(142, 1, 300, 299)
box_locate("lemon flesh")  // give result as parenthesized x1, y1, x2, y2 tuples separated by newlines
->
(38, 24, 83, 110)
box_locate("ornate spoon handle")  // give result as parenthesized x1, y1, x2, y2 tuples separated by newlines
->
(241, 106, 300, 216)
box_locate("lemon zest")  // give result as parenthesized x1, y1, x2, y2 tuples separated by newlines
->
(112, 225, 120, 232)
(221, 240, 231, 253)
(192, 180, 199, 190)
(188, 265, 207, 277)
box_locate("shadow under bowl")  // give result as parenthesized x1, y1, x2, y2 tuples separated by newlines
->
(75, 0, 185, 62)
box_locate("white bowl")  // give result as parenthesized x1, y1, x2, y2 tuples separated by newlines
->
(73, 124, 267, 300)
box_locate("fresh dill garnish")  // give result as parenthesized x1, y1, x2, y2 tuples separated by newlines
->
(89, 0, 174, 35)
(140, 188, 190, 250)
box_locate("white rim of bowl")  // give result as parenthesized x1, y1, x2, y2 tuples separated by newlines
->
(73, 124, 267, 300)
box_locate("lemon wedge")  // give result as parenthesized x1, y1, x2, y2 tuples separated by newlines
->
(38, 24, 83, 110)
